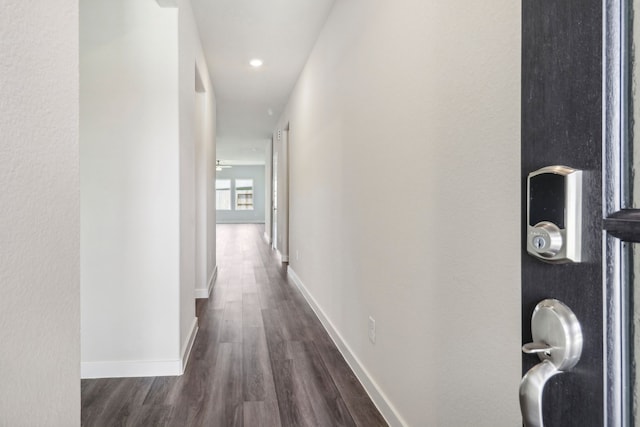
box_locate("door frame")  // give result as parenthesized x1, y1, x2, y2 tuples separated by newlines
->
(603, 0, 636, 424)
(279, 124, 289, 262)
(270, 124, 290, 262)
(271, 140, 278, 250)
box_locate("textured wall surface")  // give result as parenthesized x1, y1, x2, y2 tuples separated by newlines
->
(0, 1, 80, 425)
(275, 0, 521, 425)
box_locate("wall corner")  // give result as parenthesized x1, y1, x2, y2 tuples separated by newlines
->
(156, 0, 178, 8)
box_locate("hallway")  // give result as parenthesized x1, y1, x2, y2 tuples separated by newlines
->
(81, 224, 386, 426)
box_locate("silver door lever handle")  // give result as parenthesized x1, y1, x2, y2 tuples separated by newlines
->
(520, 359, 560, 427)
(519, 299, 583, 427)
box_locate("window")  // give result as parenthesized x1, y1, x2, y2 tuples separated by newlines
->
(235, 179, 254, 210)
(216, 179, 231, 210)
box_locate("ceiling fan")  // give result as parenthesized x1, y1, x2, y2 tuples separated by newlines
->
(216, 160, 232, 171)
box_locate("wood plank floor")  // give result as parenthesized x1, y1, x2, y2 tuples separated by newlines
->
(81, 224, 387, 427)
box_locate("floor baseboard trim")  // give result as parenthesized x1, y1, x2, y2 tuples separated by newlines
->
(195, 265, 218, 299)
(287, 267, 406, 427)
(81, 318, 200, 379)
(277, 250, 289, 263)
(181, 317, 199, 372)
(263, 232, 271, 245)
(81, 358, 183, 379)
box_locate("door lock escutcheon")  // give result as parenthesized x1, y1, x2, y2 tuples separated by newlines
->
(527, 166, 583, 263)
(520, 299, 583, 427)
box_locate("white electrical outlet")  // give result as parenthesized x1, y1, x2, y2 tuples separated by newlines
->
(368, 316, 376, 344)
(296, 250, 300, 261)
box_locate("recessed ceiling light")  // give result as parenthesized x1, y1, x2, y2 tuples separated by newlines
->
(249, 59, 263, 68)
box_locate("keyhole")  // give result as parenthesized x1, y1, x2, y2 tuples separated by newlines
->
(533, 236, 546, 249)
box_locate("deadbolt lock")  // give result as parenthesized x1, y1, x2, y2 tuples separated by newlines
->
(526, 166, 583, 263)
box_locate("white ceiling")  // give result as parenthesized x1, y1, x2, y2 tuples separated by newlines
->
(191, 0, 336, 164)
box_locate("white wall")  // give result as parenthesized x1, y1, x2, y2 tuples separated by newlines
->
(185, 3, 218, 301)
(277, 0, 521, 425)
(81, 0, 180, 375)
(178, 0, 198, 363)
(0, 0, 80, 425)
(206, 101, 218, 296)
(195, 82, 217, 298)
(178, 0, 217, 341)
(81, 0, 215, 378)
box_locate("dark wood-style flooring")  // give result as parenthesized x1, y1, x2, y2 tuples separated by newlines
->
(81, 224, 387, 426)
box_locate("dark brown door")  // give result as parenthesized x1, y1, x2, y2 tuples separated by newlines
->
(521, 0, 603, 423)
(520, 0, 633, 425)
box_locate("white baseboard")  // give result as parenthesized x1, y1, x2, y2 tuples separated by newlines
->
(81, 358, 183, 379)
(263, 231, 271, 245)
(195, 265, 218, 298)
(181, 317, 199, 372)
(277, 250, 289, 263)
(81, 318, 200, 379)
(287, 267, 406, 427)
